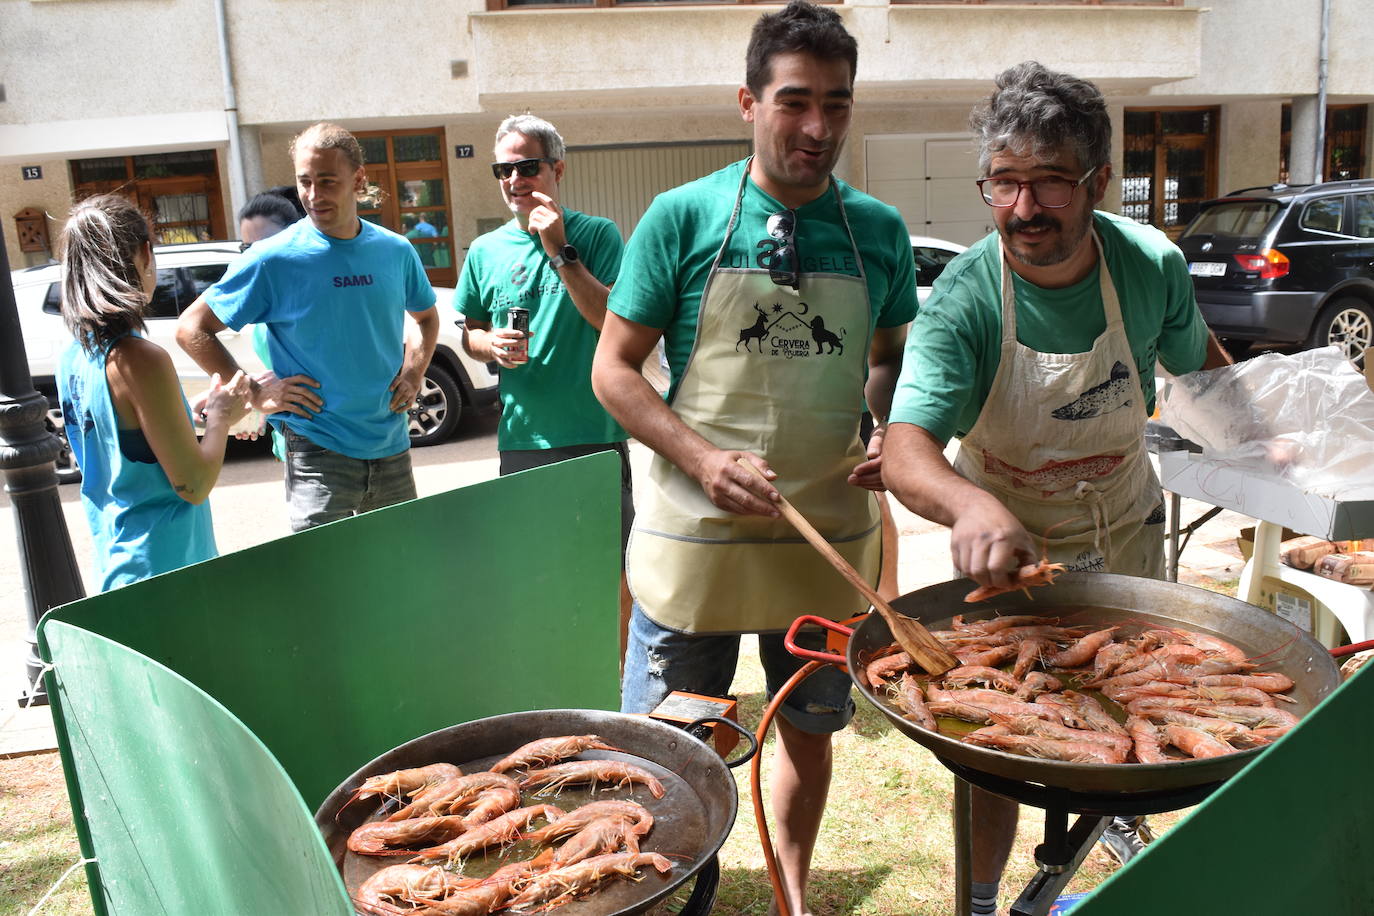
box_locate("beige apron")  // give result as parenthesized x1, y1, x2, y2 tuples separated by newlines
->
(628, 166, 881, 634)
(952, 234, 1164, 577)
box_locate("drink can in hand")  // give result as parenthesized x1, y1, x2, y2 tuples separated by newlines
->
(507, 307, 530, 364)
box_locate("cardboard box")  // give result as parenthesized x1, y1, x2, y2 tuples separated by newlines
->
(1236, 525, 1301, 562)
(1160, 450, 1374, 541)
(1254, 575, 1319, 633)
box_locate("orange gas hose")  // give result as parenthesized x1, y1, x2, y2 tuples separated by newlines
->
(751, 659, 825, 916)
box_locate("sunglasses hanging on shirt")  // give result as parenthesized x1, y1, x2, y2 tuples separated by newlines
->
(767, 209, 800, 291)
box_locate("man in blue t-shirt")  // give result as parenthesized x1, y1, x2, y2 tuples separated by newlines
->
(178, 122, 439, 531)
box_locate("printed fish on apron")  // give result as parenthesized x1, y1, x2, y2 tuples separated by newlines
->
(952, 233, 1165, 578)
(628, 163, 882, 634)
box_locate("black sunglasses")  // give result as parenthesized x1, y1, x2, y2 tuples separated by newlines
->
(767, 209, 800, 290)
(490, 157, 557, 180)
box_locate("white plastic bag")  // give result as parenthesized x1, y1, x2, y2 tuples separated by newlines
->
(1159, 347, 1374, 500)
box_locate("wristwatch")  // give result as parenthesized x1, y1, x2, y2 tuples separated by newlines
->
(548, 244, 580, 270)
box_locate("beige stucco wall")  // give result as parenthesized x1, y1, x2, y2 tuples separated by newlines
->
(226, 0, 484, 125)
(0, 0, 223, 126)
(5, 0, 1371, 268)
(1154, 0, 1372, 100)
(1218, 101, 1283, 193)
(469, 3, 1201, 110)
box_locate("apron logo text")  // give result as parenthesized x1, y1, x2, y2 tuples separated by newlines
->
(750, 239, 857, 275)
(735, 302, 846, 360)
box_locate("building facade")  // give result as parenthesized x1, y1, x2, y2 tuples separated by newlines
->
(3, 0, 1371, 279)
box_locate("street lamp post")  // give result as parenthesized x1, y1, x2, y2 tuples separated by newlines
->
(0, 222, 85, 706)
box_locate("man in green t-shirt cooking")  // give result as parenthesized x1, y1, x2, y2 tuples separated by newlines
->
(882, 61, 1232, 914)
(593, 4, 915, 913)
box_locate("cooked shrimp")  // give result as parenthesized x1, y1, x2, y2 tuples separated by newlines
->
(1191, 685, 1278, 708)
(1195, 705, 1300, 730)
(1045, 627, 1118, 668)
(525, 800, 655, 845)
(505, 852, 674, 912)
(519, 760, 667, 799)
(407, 860, 540, 916)
(387, 772, 521, 822)
(960, 614, 1063, 634)
(939, 665, 1021, 692)
(964, 731, 1127, 764)
(1193, 672, 1295, 694)
(490, 735, 625, 774)
(1125, 715, 1169, 764)
(1163, 724, 1235, 759)
(341, 763, 463, 819)
(1014, 671, 1063, 702)
(348, 815, 471, 856)
(894, 672, 937, 731)
(1013, 637, 1056, 681)
(964, 560, 1067, 603)
(1145, 708, 1253, 741)
(1178, 630, 1249, 663)
(552, 814, 647, 866)
(986, 713, 1133, 757)
(926, 687, 1073, 726)
(353, 864, 474, 915)
(865, 651, 914, 688)
(952, 644, 1019, 668)
(410, 805, 565, 864)
(1057, 690, 1129, 737)
(1108, 645, 1207, 678)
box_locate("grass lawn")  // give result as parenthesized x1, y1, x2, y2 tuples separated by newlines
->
(1, 638, 1194, 916)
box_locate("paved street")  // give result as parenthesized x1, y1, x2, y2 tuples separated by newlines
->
(0, 405, 1255, 754)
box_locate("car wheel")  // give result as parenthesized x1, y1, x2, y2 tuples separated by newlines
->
(45, 408, 82, 485)
(1307, 296, 1374, 366)
(409, 364, 462, 447)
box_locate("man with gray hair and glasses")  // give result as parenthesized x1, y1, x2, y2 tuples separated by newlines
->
(456, 114, 632, 650)
(882, 61, 1229, 913)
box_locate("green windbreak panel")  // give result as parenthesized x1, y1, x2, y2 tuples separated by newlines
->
(1074, 662, 1374, 915)
(42, 453, 622, 809)
(38, 623, 350, 915)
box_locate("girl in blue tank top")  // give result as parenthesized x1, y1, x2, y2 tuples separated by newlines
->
(56, 195, 252, 592)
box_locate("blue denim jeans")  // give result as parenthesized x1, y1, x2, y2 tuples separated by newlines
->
(620, 603, 855, 734)
(283, 428, 417, 532)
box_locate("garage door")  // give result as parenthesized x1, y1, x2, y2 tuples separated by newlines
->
(866, 135, 994, 248)
(561, 141, 751, 241)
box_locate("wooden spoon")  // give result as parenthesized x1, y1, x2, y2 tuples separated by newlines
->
(736, 458, 957, 675)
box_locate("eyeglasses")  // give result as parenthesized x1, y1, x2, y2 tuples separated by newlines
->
(490, 157, 557, 180)
(239, 240, 252, 253)
(976, 166, 1099, 209)
(767, 209, 800, 290)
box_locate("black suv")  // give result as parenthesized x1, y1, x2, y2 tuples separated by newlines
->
(1176, 179, 1374, 365)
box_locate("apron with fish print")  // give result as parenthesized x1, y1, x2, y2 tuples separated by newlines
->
(627, 167, 881, 634)
(952, 233, 1165, 578)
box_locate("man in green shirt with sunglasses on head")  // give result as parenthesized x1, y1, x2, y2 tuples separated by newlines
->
(593, 4, 915, 912)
